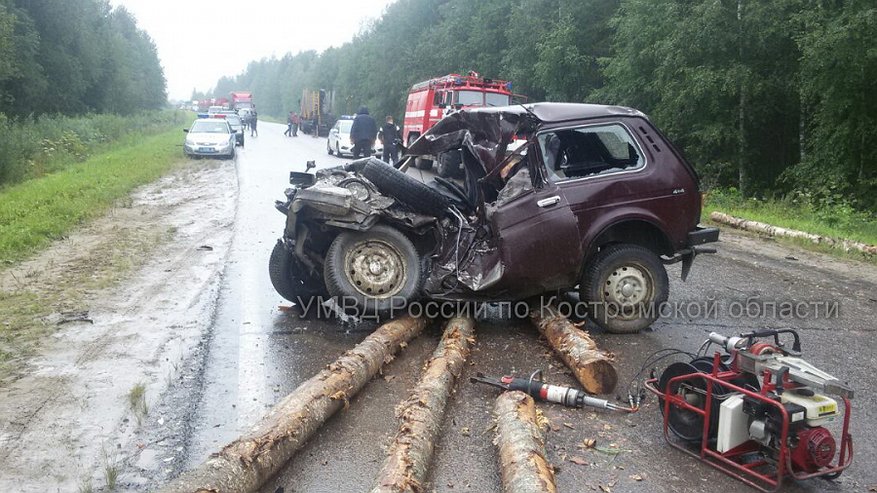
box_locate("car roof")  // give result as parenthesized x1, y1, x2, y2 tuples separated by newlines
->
(468, 102, 647, 123)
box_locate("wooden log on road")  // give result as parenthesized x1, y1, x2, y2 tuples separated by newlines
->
(493, 391, 556, 493)
(157, 315, 428, 493)
(711, 211, 877, 255)
(371, 316, 476, 493)
(530, 304, 617, 394)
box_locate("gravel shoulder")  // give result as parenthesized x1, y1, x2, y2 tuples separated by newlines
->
(0, 158, 237, 492)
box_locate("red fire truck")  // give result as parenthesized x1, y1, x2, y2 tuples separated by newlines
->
(403, 72, 521, 176)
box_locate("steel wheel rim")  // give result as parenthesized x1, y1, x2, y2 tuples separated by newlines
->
(602, 263, 653, 319)
(344, 239, 406, 299)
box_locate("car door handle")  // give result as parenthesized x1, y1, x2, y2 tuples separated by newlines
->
(536, 196, 561, 208)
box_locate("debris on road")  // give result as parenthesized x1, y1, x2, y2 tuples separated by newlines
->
(493, 391, 557, 493)
(529, 304, 617, 394)
(371, 316, 476, 493)
(156, 315, 428, 493)
(471, 369, 636, 412)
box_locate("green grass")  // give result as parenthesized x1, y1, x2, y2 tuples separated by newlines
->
(0, 129, 185, 263)
(704, 188, 877, 247)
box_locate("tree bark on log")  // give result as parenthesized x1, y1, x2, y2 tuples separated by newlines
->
(156, 315, 428, 493)
(529, 304, 617, 395)
(371, 316, 476, 493)
(711, 211, 877, 255)
(493, 391, 557, 493)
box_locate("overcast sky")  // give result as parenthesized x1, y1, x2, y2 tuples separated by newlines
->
(110, 0, 396, 100)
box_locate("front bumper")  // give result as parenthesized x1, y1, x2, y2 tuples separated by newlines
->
(184, 142, 233, 156)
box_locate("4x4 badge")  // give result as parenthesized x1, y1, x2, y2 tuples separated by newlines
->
(673, 188, 686, 195)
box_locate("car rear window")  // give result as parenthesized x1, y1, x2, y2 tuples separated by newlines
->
(538, 123, 644, 182)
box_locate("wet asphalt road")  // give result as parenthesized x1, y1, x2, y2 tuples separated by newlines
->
(181, 121, 877, 493)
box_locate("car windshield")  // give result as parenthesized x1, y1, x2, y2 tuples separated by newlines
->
(191, 121, 229, 133)
(485, 92, 511, 107)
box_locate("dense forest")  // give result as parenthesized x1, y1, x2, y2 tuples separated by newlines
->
(209, 0, 875, 210)
(0, 0, 166, 116)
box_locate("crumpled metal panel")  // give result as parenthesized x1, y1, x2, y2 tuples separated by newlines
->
(406, 109, 537, 175)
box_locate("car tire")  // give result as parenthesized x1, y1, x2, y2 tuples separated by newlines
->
(436, 150, 461, 178)
(360, 160, 449, 217)
(269, 241, 325, 304)
(581, 244, 669, 334)
(336, 143, 342, 158)
(323, 224, 422, 317)
(328, 142, 334, 155)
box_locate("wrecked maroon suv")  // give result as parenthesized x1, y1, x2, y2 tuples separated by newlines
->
(270, 103, 718, 332)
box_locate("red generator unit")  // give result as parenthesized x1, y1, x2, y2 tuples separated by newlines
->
(646, 329, 853, 492)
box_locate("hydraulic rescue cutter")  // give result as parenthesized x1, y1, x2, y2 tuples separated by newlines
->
(645, 329, 853, 492)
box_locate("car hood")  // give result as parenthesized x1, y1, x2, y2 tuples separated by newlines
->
(186, 132, 230, 145)
(404, 102, 644, 174)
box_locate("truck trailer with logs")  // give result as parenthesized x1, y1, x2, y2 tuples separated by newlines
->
(300, 88, 336, 137)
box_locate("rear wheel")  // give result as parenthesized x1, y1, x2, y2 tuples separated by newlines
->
(327, 142, 334, 155)
(581, 244, 669, 333)
(323, 225, 422, 317)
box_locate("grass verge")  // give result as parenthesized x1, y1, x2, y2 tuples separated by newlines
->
(0, 129, 184, 263)
(703, 189, 877, 261)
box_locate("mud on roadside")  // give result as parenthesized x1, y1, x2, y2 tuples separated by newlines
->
(0, 158, 237, 492)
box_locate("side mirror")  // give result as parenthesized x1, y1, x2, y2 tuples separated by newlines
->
(183, 129, 189, 133)
(305, 160, 316, 171)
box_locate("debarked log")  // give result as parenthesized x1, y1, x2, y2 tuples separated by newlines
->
(371, 316, 476, 493)
(710, 211, 877, 255)
(493, 391, 556, 493)
(530, 304, 617, 394)
(156, 315, 428, 493)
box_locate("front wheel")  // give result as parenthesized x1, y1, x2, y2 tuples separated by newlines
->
(327, 142, 334, 155)
(323, 225, 422, 317)
(581, 244, 669, 334)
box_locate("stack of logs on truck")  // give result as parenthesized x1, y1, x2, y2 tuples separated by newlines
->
(300, 88, 336, 137)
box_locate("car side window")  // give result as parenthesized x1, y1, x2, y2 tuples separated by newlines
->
(538, 124, 644, 182)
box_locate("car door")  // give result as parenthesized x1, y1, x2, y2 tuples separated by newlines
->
(489, 158, 583, 295)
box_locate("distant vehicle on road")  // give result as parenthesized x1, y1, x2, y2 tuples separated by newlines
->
(183, 119, 236, 159)
(207, 105, 224, 115)
(222, 114, 245, 147)
(327, 118, 382, 158)
(230, 91, 253, 111)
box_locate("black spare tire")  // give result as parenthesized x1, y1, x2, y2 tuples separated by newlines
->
(361, 160, 449, 217)
(323, 225, 422, 318)
(269, 240, 326, 303)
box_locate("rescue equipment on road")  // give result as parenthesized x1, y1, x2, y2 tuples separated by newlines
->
(645, 329, 853, 491)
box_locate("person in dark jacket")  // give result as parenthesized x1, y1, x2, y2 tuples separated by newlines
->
(378, 115, 401, 164)
(350, 106, 378, 158)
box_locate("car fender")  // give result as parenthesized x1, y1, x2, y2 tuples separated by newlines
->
(577, 209, 674, 276)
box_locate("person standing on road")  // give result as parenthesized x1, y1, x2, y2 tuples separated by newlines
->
(284, 111, 294, 137)
(378, 115, 401, 164)
(291, 112, 300, 137)
(350, 106, 378, 159)
(249, 109, 258, 137)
